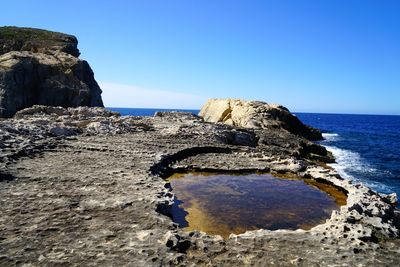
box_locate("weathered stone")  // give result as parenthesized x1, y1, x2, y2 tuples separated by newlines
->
(0, 107, 399, 266)
(0, 26, 80, 57)
(0, 27, 103, 118)
(68, 106, 120, 118)
(199, 98, 323, 140)
(49, 126, 78, 136)
(14, 105, 69, 118)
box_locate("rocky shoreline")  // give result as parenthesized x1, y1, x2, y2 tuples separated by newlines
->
(1, 27, 400, 266)
(0, 106, 400, 266)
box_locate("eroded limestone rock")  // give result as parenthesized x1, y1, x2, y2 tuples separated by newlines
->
(0, 107, 399, 266)
(0, 27, 103, 117)
(199, 98, 323, 140)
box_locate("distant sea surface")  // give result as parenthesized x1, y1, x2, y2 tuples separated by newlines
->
(296, 113, 400, 204)
(108, 107, 400, 203)
(109, 107, 200, 116)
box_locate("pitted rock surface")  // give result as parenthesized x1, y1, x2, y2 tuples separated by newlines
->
(1, 106, 400, 266)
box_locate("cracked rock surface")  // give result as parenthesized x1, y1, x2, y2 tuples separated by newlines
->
(1, 106, 400, 266)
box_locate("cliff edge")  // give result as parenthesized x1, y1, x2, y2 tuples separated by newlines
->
(0, 26, 103, 117)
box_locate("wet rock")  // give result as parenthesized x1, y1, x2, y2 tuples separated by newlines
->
(379, 192, 398, 206)
(163, 232, 191, 253)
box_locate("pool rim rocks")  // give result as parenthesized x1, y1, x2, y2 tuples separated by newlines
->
(151, 147, 399, 246)
(1, 107, 400, 265)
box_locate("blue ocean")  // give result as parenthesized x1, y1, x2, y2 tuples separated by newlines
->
(109, 107, 200, 116)
(296, 113, 400, 201)
(109, 107, 400, 203)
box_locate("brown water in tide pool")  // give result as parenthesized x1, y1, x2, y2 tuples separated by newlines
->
(167, 173, 346, 238)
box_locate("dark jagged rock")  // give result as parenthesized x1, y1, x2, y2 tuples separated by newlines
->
(0, 26, 103, 118)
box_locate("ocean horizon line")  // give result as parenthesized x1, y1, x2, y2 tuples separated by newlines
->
(106, 107, 400, 117)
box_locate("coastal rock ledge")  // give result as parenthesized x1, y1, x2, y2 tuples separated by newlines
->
(0, 26, 399, 267)
(0, 26, 103, 117)
(1, 104, 400, 266)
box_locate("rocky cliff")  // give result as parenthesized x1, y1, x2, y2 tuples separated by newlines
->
(0, 26, 103, 117)
(199, 98, 323, 141)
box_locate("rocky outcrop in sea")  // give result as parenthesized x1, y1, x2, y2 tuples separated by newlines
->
(0, 26, 103, 117)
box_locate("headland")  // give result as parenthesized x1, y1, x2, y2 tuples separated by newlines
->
(1, 27, 399, 266)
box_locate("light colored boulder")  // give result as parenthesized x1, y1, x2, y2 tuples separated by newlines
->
(199, 98, 322, 141)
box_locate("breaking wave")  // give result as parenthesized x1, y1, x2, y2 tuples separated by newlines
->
(321, 133, 393, 193)
(321, 133, 340, 142)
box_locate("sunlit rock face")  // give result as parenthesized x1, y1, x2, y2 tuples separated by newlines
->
(0, 26, 103, 117)
(199, 98, 323, 141)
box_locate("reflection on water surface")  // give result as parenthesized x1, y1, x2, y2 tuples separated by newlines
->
(167, 173, 345, 238)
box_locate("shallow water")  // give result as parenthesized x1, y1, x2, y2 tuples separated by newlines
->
(167, 173, 344, 238)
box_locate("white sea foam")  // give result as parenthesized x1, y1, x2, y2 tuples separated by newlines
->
(322, 133, 340, 142)
(324, 145, 392, 193)
(322, 133, 339, 137)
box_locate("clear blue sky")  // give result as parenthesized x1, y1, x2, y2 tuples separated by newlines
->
(2, 1, 399, 114)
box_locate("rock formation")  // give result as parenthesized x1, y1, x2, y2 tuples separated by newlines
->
(0, 27, 399, 265)
(0, 26, 103, 117)
(199, 98, 323, 141)
(0, 26, 80, 57)
(1, 105, 399, 266)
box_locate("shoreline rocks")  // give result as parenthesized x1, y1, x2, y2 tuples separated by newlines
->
(0, 26, 398, 267)
(0, 106, 399, 266)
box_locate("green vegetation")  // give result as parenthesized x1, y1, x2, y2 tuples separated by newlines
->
(0, 26, 70, 41)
